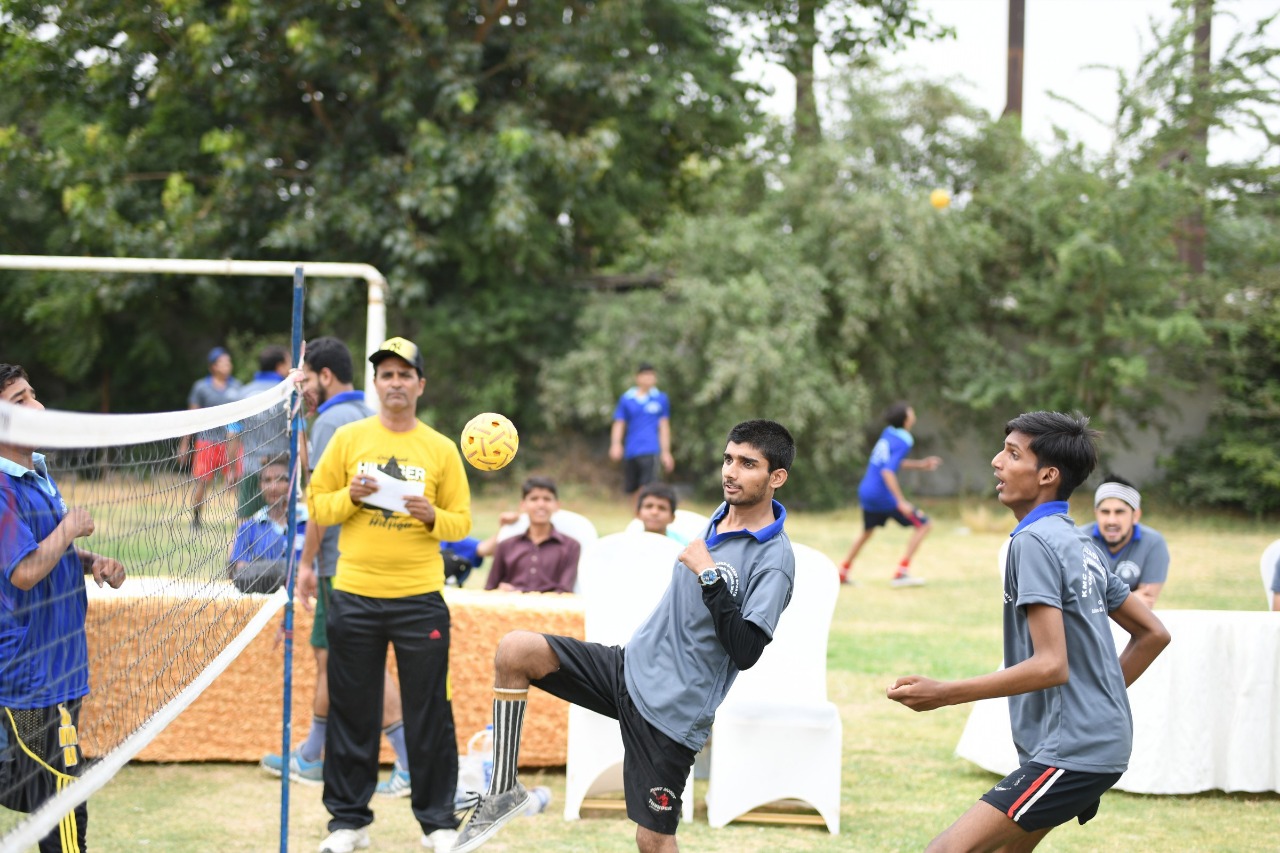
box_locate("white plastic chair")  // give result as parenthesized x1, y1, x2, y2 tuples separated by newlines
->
(704, 542, 842, 833)
(496, 509, 598, 593)
(1262, 540, 1280, 612)
(563, 532, 695, 821)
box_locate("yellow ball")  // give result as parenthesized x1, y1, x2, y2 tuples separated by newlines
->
(460, 412, 519, 471)
(930, 188, 951, 209)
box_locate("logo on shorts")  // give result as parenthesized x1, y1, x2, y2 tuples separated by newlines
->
(648, 786, 677, 813)
(428, 629, 442, 640)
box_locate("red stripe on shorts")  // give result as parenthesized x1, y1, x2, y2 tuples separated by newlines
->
(1006, 766, 1058, 818)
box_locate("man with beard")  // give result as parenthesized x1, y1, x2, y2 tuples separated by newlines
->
(1081, 475, 1169, 608)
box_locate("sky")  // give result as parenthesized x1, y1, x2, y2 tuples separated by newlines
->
(742, 0, 1278, 163)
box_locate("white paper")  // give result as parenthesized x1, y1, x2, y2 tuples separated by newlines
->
(359, 469, 425, 515)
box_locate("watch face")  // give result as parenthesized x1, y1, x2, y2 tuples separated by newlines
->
(700, 568, 719, 585)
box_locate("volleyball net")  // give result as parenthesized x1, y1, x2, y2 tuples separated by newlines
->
(0, 376, 301, 850)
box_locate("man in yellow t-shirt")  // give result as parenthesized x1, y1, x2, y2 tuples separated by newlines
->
(307, 337, 472, 853)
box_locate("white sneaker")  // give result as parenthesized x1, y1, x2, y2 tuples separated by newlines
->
(890, 572, 926, 588)
(318, 827, 370, 853)
(423, 828, 457, 852)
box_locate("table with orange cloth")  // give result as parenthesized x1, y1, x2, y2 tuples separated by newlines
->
(81, 584, 584, 767)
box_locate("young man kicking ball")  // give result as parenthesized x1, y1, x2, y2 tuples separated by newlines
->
(452, 420, 796, 853)
(888, 411, 1170, 852)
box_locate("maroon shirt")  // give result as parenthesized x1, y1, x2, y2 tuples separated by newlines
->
(485, 527, 581, 593)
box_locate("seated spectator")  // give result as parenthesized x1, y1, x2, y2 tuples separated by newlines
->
(634, 482, 690, 545)
(441, 536, 486, 587)
(484, 477, 580, 593)
(228, 457, 305, 594)
(1080, 474, 1169, 608)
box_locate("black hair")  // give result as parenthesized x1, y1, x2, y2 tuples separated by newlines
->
(1004, 411, 1100, 501)
(726, 419, 795, 473)
(636, 482, 678, 513)
(636, 362, 656, 374)
(0, 364, 29, 395)
(884, 401, 912, 429)
(259, 455, 290, 476)
(521, 475, 558, 498)
(258, 345, 289, 373)
(303, 337, 355, 384)
(1100, 472, 1135, 488)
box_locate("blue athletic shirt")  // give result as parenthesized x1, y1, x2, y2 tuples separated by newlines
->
(857, 426, 914, 511)
(612, 388, 670, 459)
(229, 506, 308, 565)
(0, 454, 90, 708)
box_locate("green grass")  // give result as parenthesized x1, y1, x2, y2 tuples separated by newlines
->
(29, 493, 1280, 851)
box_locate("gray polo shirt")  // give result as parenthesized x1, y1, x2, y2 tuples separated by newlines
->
(238, 373, 291, 476)
(307, 393, 374, 578)
(1005, 503, 1133, 774)
(624, 500, 794, 751)
(1079, 523, 1170, 591)
(188, 376, 243, 443)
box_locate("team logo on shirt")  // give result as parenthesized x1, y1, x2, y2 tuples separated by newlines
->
(711, 561, 740, 597)
(648, 786, 677, 813)
(1115, 560, 1141, 585)
(1082, 545, 1108, 613)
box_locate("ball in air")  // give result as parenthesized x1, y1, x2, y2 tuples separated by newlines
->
(461, 413, 519, 471)
(930, 188, 951, 210)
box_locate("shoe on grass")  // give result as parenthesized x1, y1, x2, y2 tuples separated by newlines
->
(376, 762, 412, 797)
(451, 782, 530, 853)
(422, 827, 457, 852)
(890, 572, 926, 588)
(260, 749, 324, 784)
(318, 827, 369, 853)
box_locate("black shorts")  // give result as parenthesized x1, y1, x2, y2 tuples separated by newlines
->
(980, 761, 1122, 832)
(622, 455, 661, 494)
(533, 635, 696, 835)
(863, 507, 929, 530)
(0, 699, 88, 852)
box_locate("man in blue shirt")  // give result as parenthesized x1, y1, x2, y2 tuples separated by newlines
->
(179, 346, 243, 529)
(0, 364, 126, 853)
(888, 411, 1169, 851)
(841, 401, 942, 587)
(455, 420, 795, 853)
(609, 363, 674, 495)
(227, 457, 304, 594)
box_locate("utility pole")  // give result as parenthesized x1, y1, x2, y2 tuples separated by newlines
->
(1179, 0, 1211, 275)
(1003, 0, 1025, 121)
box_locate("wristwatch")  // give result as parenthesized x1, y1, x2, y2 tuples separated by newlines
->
(698, 567, 720, 587)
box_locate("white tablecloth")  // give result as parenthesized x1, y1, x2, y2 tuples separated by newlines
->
(954, 610, 1280, 794)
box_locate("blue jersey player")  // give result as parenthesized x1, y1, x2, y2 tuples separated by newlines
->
(0, 364, 126, 853)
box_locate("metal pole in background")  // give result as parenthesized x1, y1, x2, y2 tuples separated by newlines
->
(280, 266, 306, 852)
(1004, 0, 1025, 121)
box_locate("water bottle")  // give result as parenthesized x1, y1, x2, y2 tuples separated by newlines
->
(522, 786, 552, 816)
(463, 725, 493, 792)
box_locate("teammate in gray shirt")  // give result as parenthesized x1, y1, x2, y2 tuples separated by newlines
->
(1081, 475, 1170, 608)
(889, 411, 1169, 851)
(453, 420, 796, 853)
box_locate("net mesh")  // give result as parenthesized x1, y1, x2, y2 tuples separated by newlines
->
(0, 378, 299, 848)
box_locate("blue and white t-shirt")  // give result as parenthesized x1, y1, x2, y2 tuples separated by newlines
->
(1004, 502, 1133, 773)
(857, 426, 914, 512)
(0, 454, 90, 708)
(1080, 523, 1170, 591)
(625, 501, 794, 751)
(613, 388, 670, 459)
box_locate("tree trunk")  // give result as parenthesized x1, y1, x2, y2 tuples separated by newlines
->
(793, 0, 822, 145)
(1178, 0, 1211, 276)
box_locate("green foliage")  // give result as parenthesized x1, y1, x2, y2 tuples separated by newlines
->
(0, 0, 757, 426)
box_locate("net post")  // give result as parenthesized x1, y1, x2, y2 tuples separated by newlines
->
(280, 266, 306, 852)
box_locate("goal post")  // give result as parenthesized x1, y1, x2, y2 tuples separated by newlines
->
(0, 254, 388, 408)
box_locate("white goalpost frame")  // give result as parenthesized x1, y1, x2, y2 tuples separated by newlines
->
(0, 254, 388, 408)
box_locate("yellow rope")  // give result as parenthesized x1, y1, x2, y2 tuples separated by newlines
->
(4, 705, 80, 851)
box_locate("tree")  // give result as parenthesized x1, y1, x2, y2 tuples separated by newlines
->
(0, 0, 757, 423)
